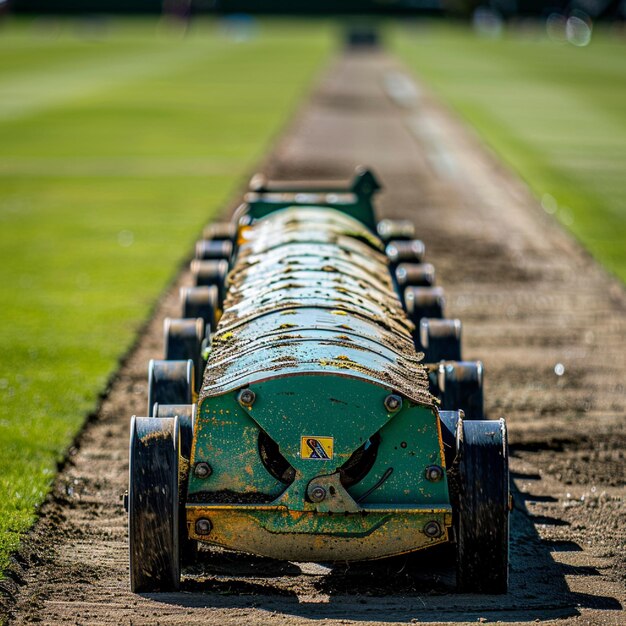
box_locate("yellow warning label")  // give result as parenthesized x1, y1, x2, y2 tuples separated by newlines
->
(300, 436, 334, 460)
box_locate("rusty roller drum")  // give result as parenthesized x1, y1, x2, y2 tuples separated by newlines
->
(128, 168, 509, 594)
(187, 204, 450, 564)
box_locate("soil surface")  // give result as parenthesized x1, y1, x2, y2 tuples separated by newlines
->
(2, 51, 624, 625)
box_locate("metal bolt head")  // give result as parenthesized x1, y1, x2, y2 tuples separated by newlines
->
(195, 518, 212, 536)
(194, 462, 212, 479)
(309, 486, 326, 503)
(425, 465, 443, 482)
(384, 394, 403, 412)
(238, 388, 256, 407)
(423, 521, 442, 538)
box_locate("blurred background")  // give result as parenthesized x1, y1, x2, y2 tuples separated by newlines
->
(5, 0, 626, 21)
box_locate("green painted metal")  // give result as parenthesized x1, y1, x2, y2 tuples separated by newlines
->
(189, 376, 449, 509)
(187, 374, 451, 561)
(245, 167, 380, 230)
(188, 391, 283, 500)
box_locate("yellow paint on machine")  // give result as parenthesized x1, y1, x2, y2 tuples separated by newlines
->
(186, 506, 452, 562)
(300, 435, 334, 460)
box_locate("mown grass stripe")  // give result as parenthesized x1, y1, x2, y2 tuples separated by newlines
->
(393, 24, 626, 282)
(0, 39, 220, 121)
(0, 157, 240, 177)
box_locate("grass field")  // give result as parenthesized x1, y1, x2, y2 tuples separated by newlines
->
(0, 18, 332, 573)
(393, 24, 626, 282)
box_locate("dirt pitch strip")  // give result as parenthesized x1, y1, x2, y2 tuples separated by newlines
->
(1, 51, 624, 625)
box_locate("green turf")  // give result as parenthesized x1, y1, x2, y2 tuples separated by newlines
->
(0, 18, 332, 574)
(392, 23, 626, 282)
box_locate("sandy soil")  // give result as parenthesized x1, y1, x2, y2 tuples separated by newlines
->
(1, 51, 624, 625)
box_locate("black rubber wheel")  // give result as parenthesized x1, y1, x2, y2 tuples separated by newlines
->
(376, 219, 415, 243)
(190, 259, 229, 302)
(202, 221, 237, 243)
(163, 318, 205, 390)
(404, 286, 445, 322)
(147, 359, 194, 416)
(152, 403, 196, 460)
(150, 404, 198, 565)
(438, 361, 484, 420)
(129, 416, 181, 592)
(418, 318, 462, 362)
(395, 262, 435, 289)
(385, 239, 426, 266)
(455, 418, 509, 594)
(195, 239, 233, 262)
(180, 285, 220, 332)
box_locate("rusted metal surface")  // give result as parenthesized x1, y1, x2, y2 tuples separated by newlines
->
(186, 505, 452, 562)
(200, 207, 432, 407)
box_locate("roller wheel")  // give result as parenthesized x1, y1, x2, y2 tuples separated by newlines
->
(438, 361, 484, 420)
(419, 318, 462, 362)
(147, 359, 194, 416)
(150, 404, 198, 565)
(195, 239, 233, 262)
(395, 262, 435, 289)
(191, 259, 229, 302)
(163, 318, 205, 390)
(180, 285, 220, 332)
(455, 418, 509, 594)
(376, 219, 416, 243)
(404, 286, 445, 322)
(386, 239, 425, 266)
(202, 221, 237, 243)
(152, 403, 196, 460)
(129, 416, 181, 592)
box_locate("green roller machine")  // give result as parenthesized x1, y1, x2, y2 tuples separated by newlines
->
(127, 168, 510, 594)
